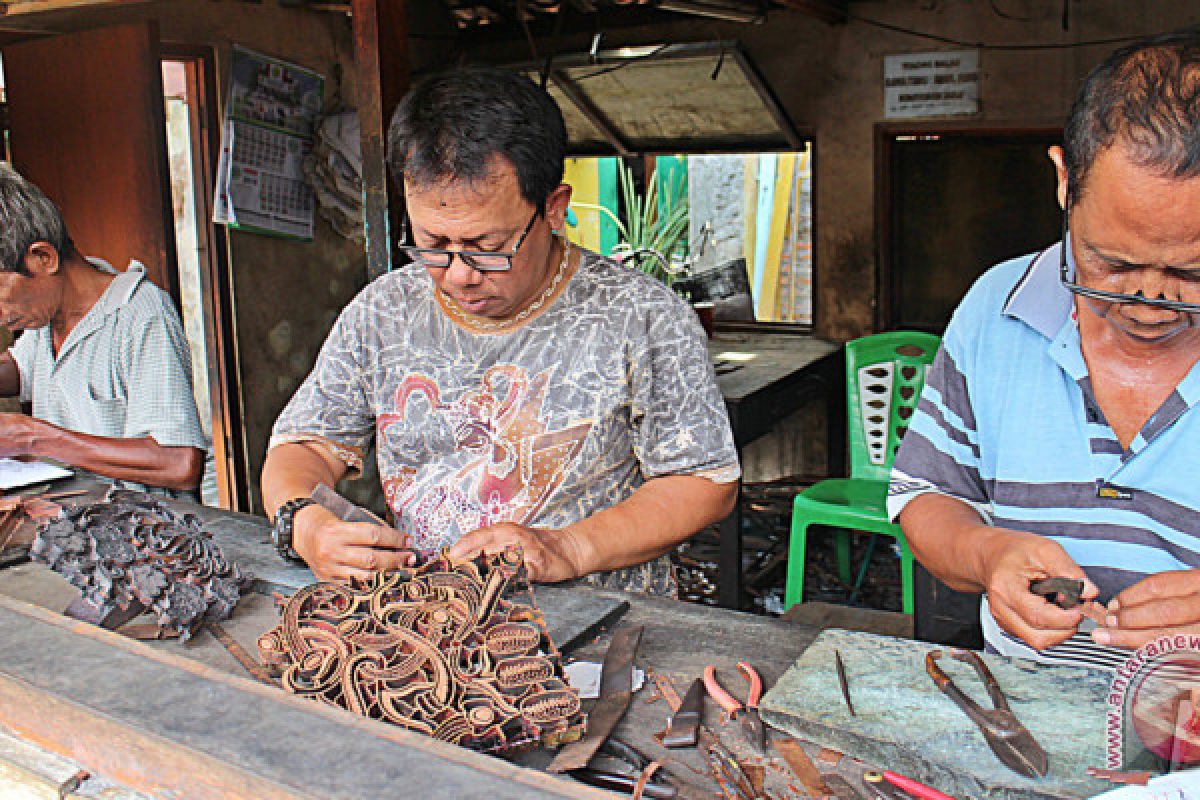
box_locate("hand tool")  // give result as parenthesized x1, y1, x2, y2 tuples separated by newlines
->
(703, 662, 766, 753)
(571, 738, 677, 799)
(882, 770, 959, 800)
(662, 678, 704, 748)
(311, 482, 388, 526)
(1030, 577, 1084, 609)
(862, 771, 908, 799)
(549, 625, 644, 772)
(835, 649, 856, 716)
(1030, 576, 1108, 624)
(772, 736, 831, 797)
(925, 648, 1049, 778)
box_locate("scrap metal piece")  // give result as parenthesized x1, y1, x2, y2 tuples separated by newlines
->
(259, 547, 586, 754)
(926, 648, 1049, 779)
(835, 649, 856, 716)
(32, 487, 247, 640)
(548, 624, 643, 772)
(1086, 767, 1152, 785)
(824, 773, 866, 800)
(772, 736, 830, 797)
(662, 678, 704, 748)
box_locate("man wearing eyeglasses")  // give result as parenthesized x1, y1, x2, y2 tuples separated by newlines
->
(261, 67, 739, 594)
(889, 32, 1200, 669)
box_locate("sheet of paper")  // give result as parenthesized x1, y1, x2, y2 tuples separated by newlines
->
(563, 661, 645, 700)
(0, 458, 71, 491)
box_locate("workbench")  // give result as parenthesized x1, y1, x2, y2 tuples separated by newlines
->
(0, 481, 825, 799)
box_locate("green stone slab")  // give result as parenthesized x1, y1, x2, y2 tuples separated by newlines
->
(759, 629, 1114, 800)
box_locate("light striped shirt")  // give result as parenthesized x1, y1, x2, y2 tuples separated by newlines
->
(888, 241, 1200, 670)
(9, 258, 208, 498)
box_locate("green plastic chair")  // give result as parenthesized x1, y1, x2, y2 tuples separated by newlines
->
(784, 331, 942, 615)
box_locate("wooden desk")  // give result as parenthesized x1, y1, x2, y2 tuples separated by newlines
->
(709, 332, 843, 609)
(0, 487, 822, 799)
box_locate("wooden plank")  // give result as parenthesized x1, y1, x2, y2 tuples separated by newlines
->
(0, 594, 607, 800)
(352, 0, 409, 280)
(771, 0, 846, 24)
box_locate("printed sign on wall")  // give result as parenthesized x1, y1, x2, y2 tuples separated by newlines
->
(884, 50, 980, 119)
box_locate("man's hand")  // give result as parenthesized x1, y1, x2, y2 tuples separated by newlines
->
(447, 522, 586, 583)
(979, 526, 1099, 651)
(293, 504, 416, 582)
(1096, 570, 1200, 649)
(0, 413, 38, 458)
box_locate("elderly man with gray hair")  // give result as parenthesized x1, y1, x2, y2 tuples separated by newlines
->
(0, 164, 206, 496)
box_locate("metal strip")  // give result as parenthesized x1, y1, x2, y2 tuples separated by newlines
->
(547, 624, 643, 772)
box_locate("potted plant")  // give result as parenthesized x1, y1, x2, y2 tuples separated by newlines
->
(573, 161, 692, 287)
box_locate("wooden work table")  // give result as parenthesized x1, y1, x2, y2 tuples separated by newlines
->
(0, 480, 826, 799)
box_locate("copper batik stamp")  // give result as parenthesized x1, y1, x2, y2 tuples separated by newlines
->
(258, 547, 586, 754)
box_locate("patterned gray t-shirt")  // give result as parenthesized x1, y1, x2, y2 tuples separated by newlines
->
(270, 247, 740, 594)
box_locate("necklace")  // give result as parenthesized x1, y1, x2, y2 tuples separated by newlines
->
(440, 237, 573, 333)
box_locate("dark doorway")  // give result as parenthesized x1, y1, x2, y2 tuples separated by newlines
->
(879, 128, 1063, 332)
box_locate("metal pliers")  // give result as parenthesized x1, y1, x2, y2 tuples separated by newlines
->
(571, 738, 677, 799)
(925, 649, 1049, 779)
(703, 662, 766, 753)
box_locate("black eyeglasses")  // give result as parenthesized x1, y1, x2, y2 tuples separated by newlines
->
(1060, 207, 1200, 315)
(397, 210, 540, 273)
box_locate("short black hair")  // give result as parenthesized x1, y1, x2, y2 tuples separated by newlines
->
(386, 66, 567, 209)
(0, 163, 74, 273)
(1064, 30, 1200, 205)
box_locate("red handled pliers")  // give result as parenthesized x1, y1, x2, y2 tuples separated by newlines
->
(703, 662, 766, 753)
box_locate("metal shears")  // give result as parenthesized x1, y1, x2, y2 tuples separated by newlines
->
(703, 662, 766, 753)
(925, 649, 1049, 779)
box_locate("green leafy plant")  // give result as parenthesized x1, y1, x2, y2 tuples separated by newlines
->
(573, 162, 690, 286)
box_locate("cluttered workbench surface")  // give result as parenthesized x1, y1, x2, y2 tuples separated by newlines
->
(0, 478, 1124, 800)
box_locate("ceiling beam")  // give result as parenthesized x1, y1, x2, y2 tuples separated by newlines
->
(771, 0, 847, 24)
(0, 0, 150, 15)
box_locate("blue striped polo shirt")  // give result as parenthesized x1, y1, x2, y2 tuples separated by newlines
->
(888, 241, 1200, 670)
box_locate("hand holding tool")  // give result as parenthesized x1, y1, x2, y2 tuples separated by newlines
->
(703, 662, 766, 753)
(925, 648, 1049, 778)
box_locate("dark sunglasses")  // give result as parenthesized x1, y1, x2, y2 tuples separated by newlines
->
(1060, 207, 1200, 315)
(397, 209, 540, 273)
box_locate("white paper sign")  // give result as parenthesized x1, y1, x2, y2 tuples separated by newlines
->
(884, 50, 980, 119)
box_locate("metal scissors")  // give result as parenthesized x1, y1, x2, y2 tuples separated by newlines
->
(925, 649, 1049, 779)
(703, 662, 766, 753)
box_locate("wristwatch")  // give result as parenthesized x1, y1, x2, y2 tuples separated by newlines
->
(272, 497, 316, 562)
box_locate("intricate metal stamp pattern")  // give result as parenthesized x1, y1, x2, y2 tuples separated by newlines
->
(258, 548, 586, 753)
(31, 488, 247, 639)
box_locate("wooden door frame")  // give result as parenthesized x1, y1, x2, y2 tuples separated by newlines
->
(874, 121, 1063, 332)
(161, 44, 249, 511)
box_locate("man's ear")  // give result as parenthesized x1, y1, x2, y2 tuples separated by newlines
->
(543, 183, 573, 233)
(1048, 146, 1069, 210)
(23, 242, 61, 276)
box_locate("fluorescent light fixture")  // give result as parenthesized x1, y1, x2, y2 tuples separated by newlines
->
(716, 351, 757, 362)
(657, 0, 764, 23)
